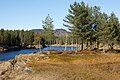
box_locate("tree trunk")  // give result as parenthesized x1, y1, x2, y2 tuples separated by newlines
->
(97, 41, 99, 49)
(90, 40, 92, 50)
(86, 41, 89, 50)
(109, 43, 114, 49)
(76, 39, 78, 52)
(81, 40, 83, 50)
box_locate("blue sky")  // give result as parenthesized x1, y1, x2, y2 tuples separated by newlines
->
(0, 0, 120, 30)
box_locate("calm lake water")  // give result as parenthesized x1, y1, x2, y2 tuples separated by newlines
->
(0, 46, 76, 61)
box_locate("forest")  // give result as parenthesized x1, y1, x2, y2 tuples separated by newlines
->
(0, 1, 120, 51)
(0, 29, 35, 47)
(63, 1, 120, 50)
(41, 1, 120, 50)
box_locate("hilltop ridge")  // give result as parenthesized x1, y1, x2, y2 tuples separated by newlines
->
(30, 28, 70, 36)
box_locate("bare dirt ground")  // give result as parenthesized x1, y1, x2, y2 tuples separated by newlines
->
(13, 53, 120, 80)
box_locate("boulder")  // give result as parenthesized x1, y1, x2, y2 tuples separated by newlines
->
(47, 50, 63, 54)
(0, 52, 51, 80)
(0, 61, 12, 75)
(0, 61, 12, 80)
(24, 67, 33, 74)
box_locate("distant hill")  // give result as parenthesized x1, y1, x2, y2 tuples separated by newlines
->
(30, 29, 42, 33)
(30, 29, 69, 36)
(54, 29, 68, 36)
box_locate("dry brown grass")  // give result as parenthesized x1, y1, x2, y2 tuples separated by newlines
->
(25, 53, 120, 80)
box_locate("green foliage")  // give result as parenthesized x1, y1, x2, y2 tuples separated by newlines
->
(105, 12, 120, 48)
(0, 29, 34, 47)
(64, 1, 120, 50)
(42, 14, 55, 45)
(64, 1, 95, 50)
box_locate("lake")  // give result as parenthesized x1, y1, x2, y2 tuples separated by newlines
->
(0, 46, 76, 61)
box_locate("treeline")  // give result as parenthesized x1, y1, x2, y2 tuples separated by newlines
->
(1, 1, 119, 50)
(41, 14, 74, 46)
(64, 1, 120, 50)
(41, 14, 72, 46)
(0, 29, 35, 47)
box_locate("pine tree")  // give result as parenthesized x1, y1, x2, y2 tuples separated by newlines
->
(42, 14, 54, 46)
(88, 6, 102, 49)
(95, 12, 109, 48)
(63, 1, 94, 50)
(105, 12, 120, 49)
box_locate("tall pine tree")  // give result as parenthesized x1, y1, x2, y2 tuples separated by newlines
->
(42, 14, 54, 45)
(64, 1, 94, 50)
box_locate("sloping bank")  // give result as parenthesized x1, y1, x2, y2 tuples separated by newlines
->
(1, 50, 120, 80)
(0, 51, 62, 80)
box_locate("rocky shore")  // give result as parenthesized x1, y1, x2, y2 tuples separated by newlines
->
(1, 50, 120, 80)
(0, 50, 103, 80)
(0, 45, 44, 52)
(0, 51, 48, 80)
(0, 46, 21, 52)
(0, 50, 63, 80)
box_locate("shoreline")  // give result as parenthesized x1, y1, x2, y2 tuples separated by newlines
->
(0, 46, 36, 53)
(51, 44, 77, 47)
(0, 45, 75, 53)
(1, 51, 120, 80)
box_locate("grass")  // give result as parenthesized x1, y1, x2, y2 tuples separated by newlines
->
(25, 52, 120, 80)
(48, 54, 60, 59)
(48, 54, 80, 62)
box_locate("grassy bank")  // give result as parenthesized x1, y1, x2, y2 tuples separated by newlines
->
(24, 52, 120, 80)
